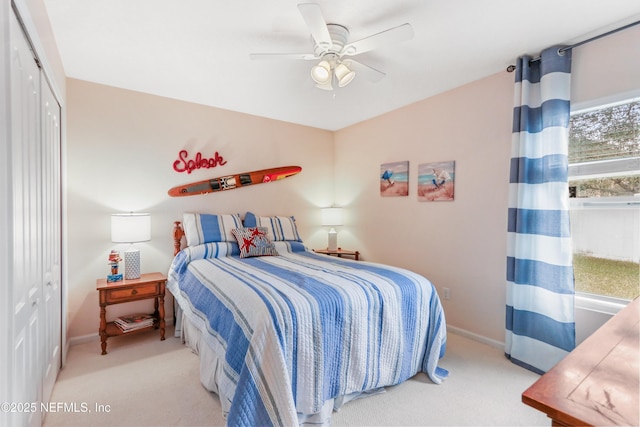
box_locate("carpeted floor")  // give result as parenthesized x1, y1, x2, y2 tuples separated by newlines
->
(43, 327, 549, 426)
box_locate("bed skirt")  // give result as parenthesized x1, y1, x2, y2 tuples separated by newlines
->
(175, 305, 384, 426)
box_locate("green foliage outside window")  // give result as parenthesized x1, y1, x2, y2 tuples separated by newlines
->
(569, 100, 639, 164)
(569, 100, 639, 301)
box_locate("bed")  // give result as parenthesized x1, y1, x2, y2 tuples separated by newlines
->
(167, 212, 448, 426)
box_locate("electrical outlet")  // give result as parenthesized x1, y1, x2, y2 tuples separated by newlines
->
(443, 287, 450, 300)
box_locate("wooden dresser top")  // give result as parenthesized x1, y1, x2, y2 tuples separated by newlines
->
(522, 297, 639, 426)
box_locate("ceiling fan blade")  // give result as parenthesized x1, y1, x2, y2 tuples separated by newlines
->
(297, 3, 332, 51)
(341, 23, 414, 56)
(249, 52, 318, 60)
(348, 60, 386, 83)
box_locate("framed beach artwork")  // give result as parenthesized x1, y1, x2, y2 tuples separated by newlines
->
(380, 161, 409, 197)
(417, 160, 455, 201)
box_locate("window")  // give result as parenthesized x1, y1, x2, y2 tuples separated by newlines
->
(569, 99, 640, 304)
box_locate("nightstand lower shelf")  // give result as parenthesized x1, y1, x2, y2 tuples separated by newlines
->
(104, 318, 159, 337)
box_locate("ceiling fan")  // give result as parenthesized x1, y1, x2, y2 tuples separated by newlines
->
(250, 3, 414, 90)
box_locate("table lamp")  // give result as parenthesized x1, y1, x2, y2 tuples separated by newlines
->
(111, 213, 151, 280)
(321, 207, 343, 251)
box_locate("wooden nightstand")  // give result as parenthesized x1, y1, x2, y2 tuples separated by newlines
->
(96, 272, 166, 355)
(314, 247, 360, 260)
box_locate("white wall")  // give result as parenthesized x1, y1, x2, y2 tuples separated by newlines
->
(333, 24, 640, 346)
(66, 79, 334, 340)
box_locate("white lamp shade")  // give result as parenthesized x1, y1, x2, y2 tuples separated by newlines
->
(335, 63, 355, 87)
(316, 80, 334, 91)
(111, 213, 151, 243)
(311, 60, 332, 84)
(321, 207, 343, 227)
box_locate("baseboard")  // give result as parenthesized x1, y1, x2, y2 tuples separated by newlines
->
(68, 320, 497, 349)
(68, 332, 98, 346)
(68, 317, 175, 347)
(447, 325, 505, 350)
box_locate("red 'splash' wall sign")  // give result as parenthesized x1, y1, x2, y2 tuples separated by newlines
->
(173, 150, 227, 174)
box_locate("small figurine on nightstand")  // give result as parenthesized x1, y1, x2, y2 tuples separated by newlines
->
(107, 250, 123, 282)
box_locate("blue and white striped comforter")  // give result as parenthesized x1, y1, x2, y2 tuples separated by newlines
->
(168, 241, 448, 426)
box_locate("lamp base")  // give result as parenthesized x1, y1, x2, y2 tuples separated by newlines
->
(124, 247, 141, 280)
(327, 228, 338, 252)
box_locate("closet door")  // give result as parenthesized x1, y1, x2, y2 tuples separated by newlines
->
(10, 10, 43, 427)
(41, 78, 62, 404)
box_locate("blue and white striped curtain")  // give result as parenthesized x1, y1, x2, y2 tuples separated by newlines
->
(505, 46, 575, 374)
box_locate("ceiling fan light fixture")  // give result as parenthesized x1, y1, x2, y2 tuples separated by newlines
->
(311, 60, 332, 84)
(316, 80, 334, 91)
(334, 62, 355, 87)
(251, 4, 415, 91)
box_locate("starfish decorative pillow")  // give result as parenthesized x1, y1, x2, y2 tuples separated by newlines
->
(232, 227, 279, 258)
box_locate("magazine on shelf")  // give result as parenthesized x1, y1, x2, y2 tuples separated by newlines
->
(114, 313, 155, 332)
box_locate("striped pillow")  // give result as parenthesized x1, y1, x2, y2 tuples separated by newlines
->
(183, 212, 242, 247)
(232, 227, 279, 258)
(243, 212, 302, 242)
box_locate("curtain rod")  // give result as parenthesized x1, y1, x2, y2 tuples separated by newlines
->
(507, 19, 640, 72)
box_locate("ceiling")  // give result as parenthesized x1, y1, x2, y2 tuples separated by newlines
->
(42, 0, 640, 131)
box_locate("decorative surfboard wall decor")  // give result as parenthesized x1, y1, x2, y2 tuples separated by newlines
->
(168, 165, 302, 197)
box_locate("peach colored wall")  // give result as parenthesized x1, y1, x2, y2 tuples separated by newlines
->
(332, 24, 640, 345)
(334, 71, 515, 344)
(65, 24, 639, 344)
(66, 79, 334, 339)
(572, 24, 640, 109)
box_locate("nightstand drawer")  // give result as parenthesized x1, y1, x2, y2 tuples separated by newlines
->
(105, 283, 159, 302)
